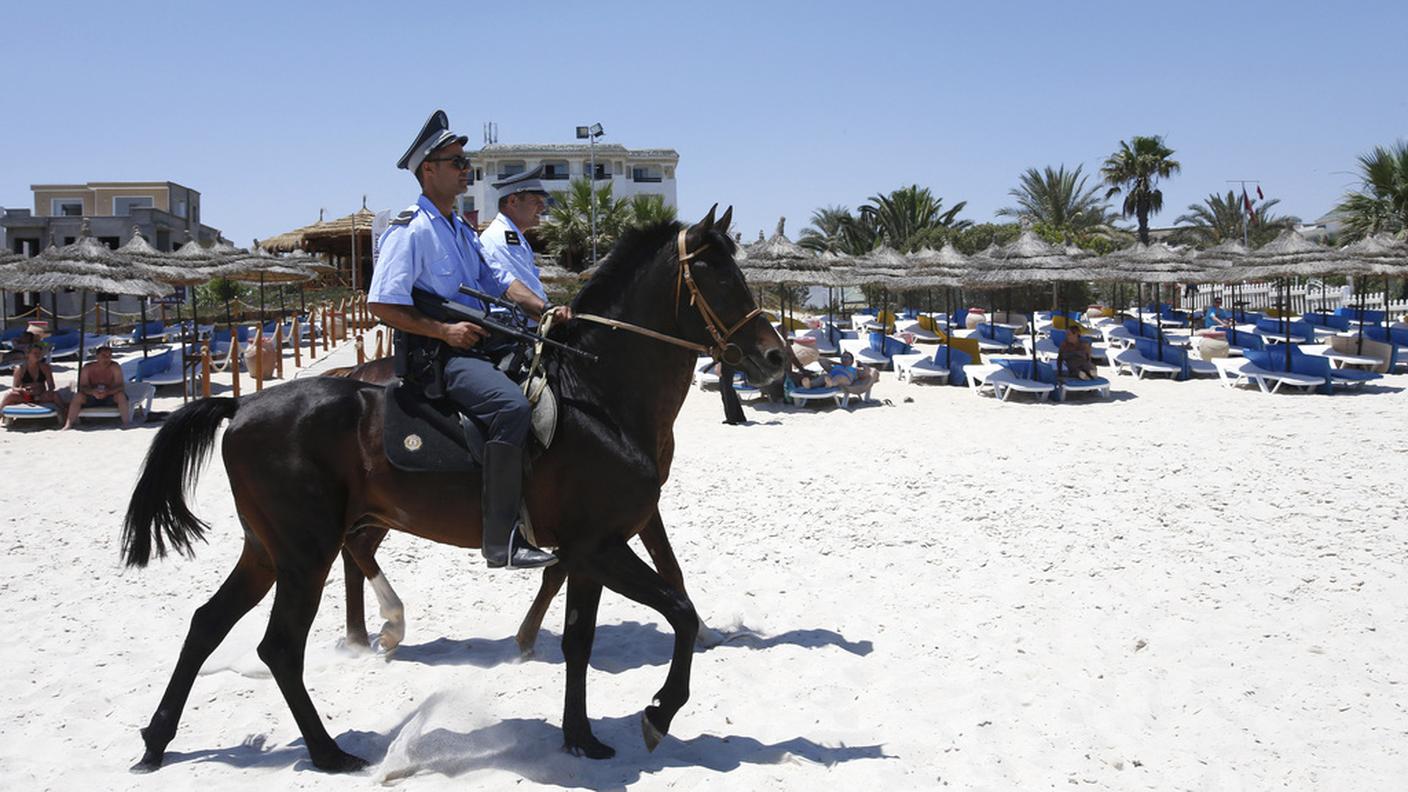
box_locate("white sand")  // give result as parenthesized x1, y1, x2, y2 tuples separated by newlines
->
(2, 345, 1405, 790)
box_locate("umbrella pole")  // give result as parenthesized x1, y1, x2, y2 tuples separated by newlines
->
(1154, 282, 1165, 363)
(299, 283, 307, 315)
(1283, 278, 1291, 370)
(2, 289, 7, 332)
(77, 290, 87, 382)
(944, 286, 953, 371)
(176, 298, 188, 403)
(259, 273, 266, 326)
(52, 292, 60, 333)
(1356, 284, 1366, 355)
(139, 299, 149, 361)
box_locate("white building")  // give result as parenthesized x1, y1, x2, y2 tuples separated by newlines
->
(459, 143, 678, 225)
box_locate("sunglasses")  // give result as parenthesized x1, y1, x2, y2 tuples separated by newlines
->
(425, 154, 472, 170)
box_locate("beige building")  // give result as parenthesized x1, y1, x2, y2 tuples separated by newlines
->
(3, 180, 220, 255)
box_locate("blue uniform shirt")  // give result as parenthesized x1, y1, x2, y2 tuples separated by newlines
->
(367, 195, 513, 309)
(1204, 306, 1227, 329)
(480, 212, 545, 303)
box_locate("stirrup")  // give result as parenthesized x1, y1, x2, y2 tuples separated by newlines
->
(485, 526, 557, 570)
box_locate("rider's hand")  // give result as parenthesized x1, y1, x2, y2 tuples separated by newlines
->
(442, 321, 488, 349)
(546, 305, 573, 323)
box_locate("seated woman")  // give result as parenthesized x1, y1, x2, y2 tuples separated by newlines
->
(3, 345, 64, 412)
(1057, 327, 1098, 380)
(799, 351, 861, 389)
(64, 345, 129, 429)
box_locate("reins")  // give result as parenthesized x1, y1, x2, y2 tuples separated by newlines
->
(566, 228, 760, 365)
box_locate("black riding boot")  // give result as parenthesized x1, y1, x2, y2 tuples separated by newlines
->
(481, 440, 557, 570)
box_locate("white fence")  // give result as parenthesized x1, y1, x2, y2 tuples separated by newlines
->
(1183, 279, 1408, 317)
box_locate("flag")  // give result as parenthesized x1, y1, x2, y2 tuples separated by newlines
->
(1256, 185, 1264, 200)
(1243, 190, 1257, 224)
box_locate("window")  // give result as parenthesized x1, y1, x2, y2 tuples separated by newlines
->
(632, 165, 664, 183)
(584, 161, 608, 180)
(173, 199, 188, 218)
(541, 160, 570, 180)
(98, 236, 120, 250)
(51, 198, 83, 217)
(497, 161, 526, 180)
(113, 196, 154, 215)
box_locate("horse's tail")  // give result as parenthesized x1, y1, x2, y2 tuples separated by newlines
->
(122, 397, 240, 568)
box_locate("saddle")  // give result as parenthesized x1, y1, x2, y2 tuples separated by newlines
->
(382, 373, 558, 474)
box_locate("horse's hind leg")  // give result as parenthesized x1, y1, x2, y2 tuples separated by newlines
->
(258, 559, 368, 773)
(560, 573, 613, 759)
(342, 527, 400, 651)
(133, 539, 275, 773)
(516, 565, 566, 657)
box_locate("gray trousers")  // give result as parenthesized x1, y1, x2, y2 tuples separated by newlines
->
(442, 355, 531, 447)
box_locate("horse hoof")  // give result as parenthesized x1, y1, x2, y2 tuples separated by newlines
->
(312, 749, 370, 773)
(641, 710, 667, 752)
(695, 622, 726, 648)
(129, 751, 164, 773)
(564, 732, 615, 760)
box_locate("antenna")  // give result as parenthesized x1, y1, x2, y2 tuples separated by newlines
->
(483, 121, 498, 145)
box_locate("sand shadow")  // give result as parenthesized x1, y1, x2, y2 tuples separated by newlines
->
(392, 622, 872, 672)
(373, 714, 891, 788)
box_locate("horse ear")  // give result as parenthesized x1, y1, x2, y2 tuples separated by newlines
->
(692, 204, 717, 234)
(716, 206, 733, 236)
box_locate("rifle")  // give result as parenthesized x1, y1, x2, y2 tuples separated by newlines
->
(410, 287, 597, 363)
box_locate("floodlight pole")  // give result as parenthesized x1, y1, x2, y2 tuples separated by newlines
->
(577, 123, 605, 265)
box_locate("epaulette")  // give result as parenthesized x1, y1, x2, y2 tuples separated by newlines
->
(389, 206, 418, 227)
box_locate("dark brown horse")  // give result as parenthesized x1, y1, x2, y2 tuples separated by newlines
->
(122, 208, 786, 772)
(323, 355, 718, 656)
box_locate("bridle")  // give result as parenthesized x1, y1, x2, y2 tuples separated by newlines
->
(571, 227, 762, 366)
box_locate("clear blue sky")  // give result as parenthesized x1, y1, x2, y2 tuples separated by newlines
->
(4, 0, 1405, 246)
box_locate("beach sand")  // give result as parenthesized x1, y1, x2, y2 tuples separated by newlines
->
(1, 342, 1404, 790)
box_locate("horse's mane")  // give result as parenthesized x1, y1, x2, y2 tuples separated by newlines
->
(570, 220, 683, 314)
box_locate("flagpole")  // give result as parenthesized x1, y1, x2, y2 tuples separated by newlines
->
(1226, 179, 1261, 249)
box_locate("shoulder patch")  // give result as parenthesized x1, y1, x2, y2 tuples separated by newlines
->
(504, 230, 521, 246)
(389, 208, 416, 227)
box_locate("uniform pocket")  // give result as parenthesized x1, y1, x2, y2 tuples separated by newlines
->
(431, 256, 455, 277)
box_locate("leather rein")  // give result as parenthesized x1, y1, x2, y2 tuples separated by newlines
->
(570, 228, 761, 366)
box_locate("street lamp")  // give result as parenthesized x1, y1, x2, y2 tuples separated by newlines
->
(575, 122, 605, 265)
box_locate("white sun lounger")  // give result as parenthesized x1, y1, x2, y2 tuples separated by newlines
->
(1111, 348, 1181, 379)
(1211, 358, 1321, 393)
(77, 381, 156, 424)
(891, 352, 949, 384)
(986, 368, 1055, 402)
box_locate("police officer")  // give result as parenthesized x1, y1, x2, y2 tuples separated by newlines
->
(481, 166, 551, 312)
(367, 110, 563, 570)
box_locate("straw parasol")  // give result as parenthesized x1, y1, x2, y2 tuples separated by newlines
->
(1338, 233, 1408, 351)
(0, 229, 174, 369)
(1091, 242, 1210, 361)
(737, 219, 834, 336)
(1228, 230, 1355, 360)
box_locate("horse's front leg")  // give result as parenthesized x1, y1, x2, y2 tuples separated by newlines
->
(637, 511, 724, 648)
(581, 537, 698, 751)
(561, 572, 612, 758)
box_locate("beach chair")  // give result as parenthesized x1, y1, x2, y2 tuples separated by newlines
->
(969, 323, 1018, 352)
(786, 381, 843, 408)
(1112, 342, 1181, 379)
(1, 400, 62, 428)
(44, 331, 82, 360)
(987, 359, 1055, 402)
(127, 320, 168, 345)
(1237, 350, 1327, 394)
(692, 356, 721, 390)
(131, 350, 190, 389)
(1255, 317, 1311, 344)
(1, 326, 28, 348)
(891, 348, 950, 384)
(76, 381, 156, 425)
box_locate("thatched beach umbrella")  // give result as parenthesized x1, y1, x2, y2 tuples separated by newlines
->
(963, 232, 1091, 372)
(1233, 230, 1352, 359)
(0, 235, 173, 371)
(1092, 242, 1207, 360)
(738, 219, 832, 339)
(1338, 233, 1408, 352)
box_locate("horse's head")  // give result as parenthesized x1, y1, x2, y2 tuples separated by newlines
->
(675, 205, 787, 386)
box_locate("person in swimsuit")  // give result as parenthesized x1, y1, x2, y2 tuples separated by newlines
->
(3, 345, 64, 412)
(64, 345, 129, 429)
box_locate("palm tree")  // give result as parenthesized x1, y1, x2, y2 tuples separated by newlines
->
(535, 179, 629, 271)
(1100, 136, 1181, 244)
(624, 193, 677, 228)
(857, 185, 970, 252)
(997, 165, 1118, 239)
(798, 206, 874, 255)
(1173, 191, 1298, 248)
(1334, 141, 1408, 241)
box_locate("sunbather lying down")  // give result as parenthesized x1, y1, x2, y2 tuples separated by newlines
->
(799, 351, 866, 389)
